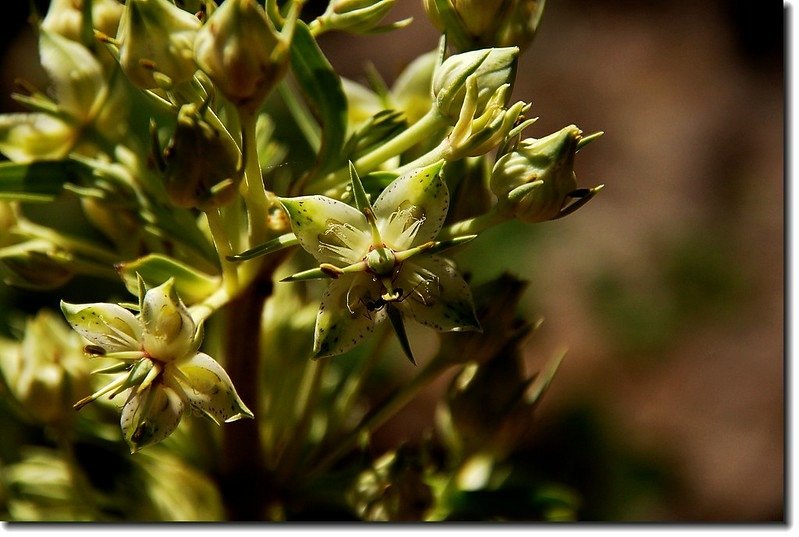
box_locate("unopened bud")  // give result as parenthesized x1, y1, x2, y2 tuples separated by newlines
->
(423, 0, 546, 52)
(116, 0, 201, 89)
(42, 0, 124, 44)
(432, 47, 518, 121)
(491, 124, 600, 222)
(162, 103, 241, 208)
(194, 0, 291, 112)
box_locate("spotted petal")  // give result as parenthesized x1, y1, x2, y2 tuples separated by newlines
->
(314, 273, 384, 358)
(174, 352, 253, 425)
(120, 383, 185, 453)
(279, 196, 371, 265)
(61, 301, 143, 353)
(396, 255, 480, 332)
(373, 161, 449, 251)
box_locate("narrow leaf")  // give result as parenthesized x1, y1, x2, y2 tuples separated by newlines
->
(348, 161, 372, 214)
(290, 21, 348, 180)
(227, 233, 299, 262)
(116, 254, 219, 305)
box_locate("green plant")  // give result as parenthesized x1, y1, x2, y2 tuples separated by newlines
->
(0, 0, 600, 521)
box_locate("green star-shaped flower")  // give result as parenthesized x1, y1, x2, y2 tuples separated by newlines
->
(279, 161, 480, 361)
(61, 278, 252, 452)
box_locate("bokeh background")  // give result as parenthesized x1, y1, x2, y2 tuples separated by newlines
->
(0, 0, 784, 522)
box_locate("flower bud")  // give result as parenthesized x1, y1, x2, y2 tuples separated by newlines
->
(141, 278, 197, 362)
(0, 310, 89, 423)
(42, 0, 124, 44)
(423, 0, 546, 52)
(116, 0, 201, 89)
(162, 103, 241, 208)
(432, 47, 518, 121)
(314, 0, 396, 34)
(491, 124, 600, 223)
(496, 0, 546, 51)
(194, 0, 290, 112)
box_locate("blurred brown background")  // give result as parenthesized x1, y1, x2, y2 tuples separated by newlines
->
(0, 0, 784, 522)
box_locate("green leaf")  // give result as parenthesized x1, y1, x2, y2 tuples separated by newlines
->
(0, 160, 91, 202)
(227, 232, 298, 262)
(290, 21, 348, 181)
(116, 254, 219, 305)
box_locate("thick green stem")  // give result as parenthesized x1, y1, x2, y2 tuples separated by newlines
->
(204, 208, 239, 293)
(438, 206, 508, 239)
(239, 111, 273, 247)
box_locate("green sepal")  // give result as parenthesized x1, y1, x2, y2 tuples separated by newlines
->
(577, 131, 604, 151)
(553, 184, 604, 220)
(430, 0, 473, 54)
(360, 17, 413, 34)
(349, 161, 373, 214)
(290, 21, 348, 181)
(116, 254, 219, 305)
(387, 304, 416, 366)
(0, 160, 92, 202)
(227, 233, 299, 262)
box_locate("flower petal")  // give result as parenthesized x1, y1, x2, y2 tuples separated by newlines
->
(173, 352, 253, 425)
(279, 196, 371, 265)
(314, 273, 384, 358)
(39, 30, 105, 120)
(396, 255, 481, 332)
(0, 113, 74, 162)
(121, 383, 185, 452)
(141, 279, 197, 362)
(373, 161, 449, 251)
(61, 301, 143, 352)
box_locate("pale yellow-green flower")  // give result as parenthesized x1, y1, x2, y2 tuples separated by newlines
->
(279, 161, 480, 359)
(61, 279, 252, 452)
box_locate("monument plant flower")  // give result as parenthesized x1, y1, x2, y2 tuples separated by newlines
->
(61, 279, 252, 452)
(279, 161, 480, 360)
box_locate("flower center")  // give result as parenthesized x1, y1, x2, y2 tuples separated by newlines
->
(365, 246, 396, 277)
